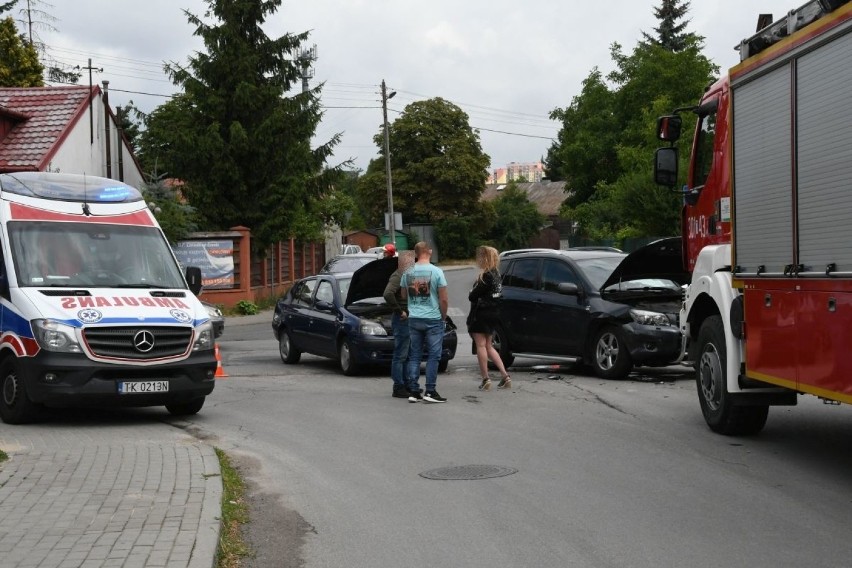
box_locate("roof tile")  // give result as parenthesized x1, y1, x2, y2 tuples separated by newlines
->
(0, 86, 92, 171)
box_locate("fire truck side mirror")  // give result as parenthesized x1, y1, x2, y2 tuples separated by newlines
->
(185, 266, 203, 296)
(657, 115, 682, 142)
(654, 147, 679, 187)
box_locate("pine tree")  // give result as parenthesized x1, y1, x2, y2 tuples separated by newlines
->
(138, 0, 342, 253)
(642, 0, 693, 52)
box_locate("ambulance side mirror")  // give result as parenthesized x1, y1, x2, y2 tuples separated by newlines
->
(185, 266, 203, 296)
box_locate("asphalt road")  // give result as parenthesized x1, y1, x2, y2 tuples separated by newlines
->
(190, 268, 852, 568)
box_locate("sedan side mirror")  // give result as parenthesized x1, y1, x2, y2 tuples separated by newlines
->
(315, 300, 333, 312)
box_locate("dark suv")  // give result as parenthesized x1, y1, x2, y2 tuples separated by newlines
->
(492, 238, 688, 379)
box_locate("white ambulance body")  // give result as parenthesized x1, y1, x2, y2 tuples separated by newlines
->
(0, 172, 217, 424)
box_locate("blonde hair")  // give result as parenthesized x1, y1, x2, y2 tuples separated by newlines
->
(476, 246, 499, 279)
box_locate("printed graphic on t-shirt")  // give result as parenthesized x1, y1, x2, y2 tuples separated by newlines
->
(408, 277, 432, 302)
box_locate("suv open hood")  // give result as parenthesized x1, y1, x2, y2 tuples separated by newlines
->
(345, 256, 396, 305)
(600, 237, 689, 290)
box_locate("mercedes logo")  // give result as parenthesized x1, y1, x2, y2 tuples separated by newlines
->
(133, 330, 155, 353)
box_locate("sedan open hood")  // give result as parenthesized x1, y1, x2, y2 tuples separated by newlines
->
(600, 237, 689, 290)
(345, 256, 397, 305)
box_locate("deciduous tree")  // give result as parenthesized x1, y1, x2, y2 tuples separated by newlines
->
(490, 182, 544, 251)
(549, 0, 715, 241)
(0, 16, 42, 87)
(357, 97, 490, 226)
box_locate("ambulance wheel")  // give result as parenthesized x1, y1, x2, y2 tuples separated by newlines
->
(166, 397, 205, 416)
(696, 315, 768, 435)
(0, 358, 39, 424)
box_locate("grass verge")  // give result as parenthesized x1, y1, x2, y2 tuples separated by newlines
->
(215, 448, 252, 568)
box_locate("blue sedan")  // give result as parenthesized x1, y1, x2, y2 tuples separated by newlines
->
(271, 257, 458, 375)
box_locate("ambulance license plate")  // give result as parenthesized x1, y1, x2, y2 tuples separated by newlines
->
(118, 380, 169, 394)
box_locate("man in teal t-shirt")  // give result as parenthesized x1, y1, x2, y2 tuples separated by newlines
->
(401, 241, 448, 403)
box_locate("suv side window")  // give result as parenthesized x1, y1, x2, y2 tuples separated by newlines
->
(503, 258, 538, 289)
(540, 259, 579, 292)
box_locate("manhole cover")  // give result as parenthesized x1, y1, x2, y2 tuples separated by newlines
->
(419, 465, 518, 480)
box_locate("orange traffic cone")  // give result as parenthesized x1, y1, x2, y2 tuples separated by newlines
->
(214, 343, 228, 378)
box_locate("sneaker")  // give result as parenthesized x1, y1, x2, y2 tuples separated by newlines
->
(423, 391, 447, 403)
(392, 386, 409, 398)
(408, 391, 423, 403)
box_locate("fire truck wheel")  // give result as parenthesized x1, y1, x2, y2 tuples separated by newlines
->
(166, 397, 205, 416)
(0, 358, 39, 424)
(696, 315, 768, 435)
(591, 326, 632, 379)
(279, 329, 301, 364)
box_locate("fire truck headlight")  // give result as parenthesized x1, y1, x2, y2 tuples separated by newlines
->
(629, 309, 671, 327)
(31, 319, 82, 353)
(192, 321, 214, 351)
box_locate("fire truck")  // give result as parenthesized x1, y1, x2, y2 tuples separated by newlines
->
(654, 0, 852, 434)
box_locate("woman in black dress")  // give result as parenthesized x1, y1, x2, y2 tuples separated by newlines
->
(467, 246, 511, 391)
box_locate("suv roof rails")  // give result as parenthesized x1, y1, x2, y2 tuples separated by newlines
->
(499, 248, 557, 258)
(566, 246, 623, 252)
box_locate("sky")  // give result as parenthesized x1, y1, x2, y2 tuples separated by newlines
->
(29, 0, 782, 174)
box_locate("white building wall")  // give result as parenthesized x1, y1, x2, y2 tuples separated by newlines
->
(47, 96, 144, 190)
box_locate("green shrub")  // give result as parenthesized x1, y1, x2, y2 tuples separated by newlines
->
(235, 300, 259, 315)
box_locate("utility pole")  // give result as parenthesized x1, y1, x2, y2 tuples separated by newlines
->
(80, 58, 103, 144)
(381, 80, 397, 245)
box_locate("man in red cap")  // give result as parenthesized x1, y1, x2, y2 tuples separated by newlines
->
(383, 243, 396, 257)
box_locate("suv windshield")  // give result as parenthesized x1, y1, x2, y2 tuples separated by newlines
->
(10, 222, 186, 288)
(574, 256, 623, 289)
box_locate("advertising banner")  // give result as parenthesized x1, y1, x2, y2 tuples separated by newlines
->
(174, 240, 235, 289)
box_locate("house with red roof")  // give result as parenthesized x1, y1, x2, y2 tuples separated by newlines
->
(0, 85, 144, 188)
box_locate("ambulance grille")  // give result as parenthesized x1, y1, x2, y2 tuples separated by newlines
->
(83, 326, 193, 360)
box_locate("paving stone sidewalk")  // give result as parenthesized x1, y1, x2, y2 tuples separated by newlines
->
(0, 421, 221, 568)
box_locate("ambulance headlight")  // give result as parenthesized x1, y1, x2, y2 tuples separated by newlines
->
(32, 319, 82, 353)
(192, 321, 214, 351)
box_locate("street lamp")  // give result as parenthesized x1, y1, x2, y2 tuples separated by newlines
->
(381, 80, 397, 245)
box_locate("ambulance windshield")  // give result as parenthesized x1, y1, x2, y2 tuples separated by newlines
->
(10, 222, 186, 289)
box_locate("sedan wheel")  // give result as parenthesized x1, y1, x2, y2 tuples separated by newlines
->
(339, 339, 360, 376)
(591, 327, 631, 379)
(279, 330, 301, 364)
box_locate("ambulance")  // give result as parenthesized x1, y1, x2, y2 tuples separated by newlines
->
(0, 172, 217, 424)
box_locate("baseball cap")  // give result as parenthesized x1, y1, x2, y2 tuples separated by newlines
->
(383, 243, 397, 256)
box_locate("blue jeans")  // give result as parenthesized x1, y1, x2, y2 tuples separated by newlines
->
(407, 318, 444, 393)
(391, 312, 410, 388)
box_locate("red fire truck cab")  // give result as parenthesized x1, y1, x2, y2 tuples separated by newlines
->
(655, 0, 852, 435)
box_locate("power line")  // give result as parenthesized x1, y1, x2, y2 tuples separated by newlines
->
(109, 87, 174, 99)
